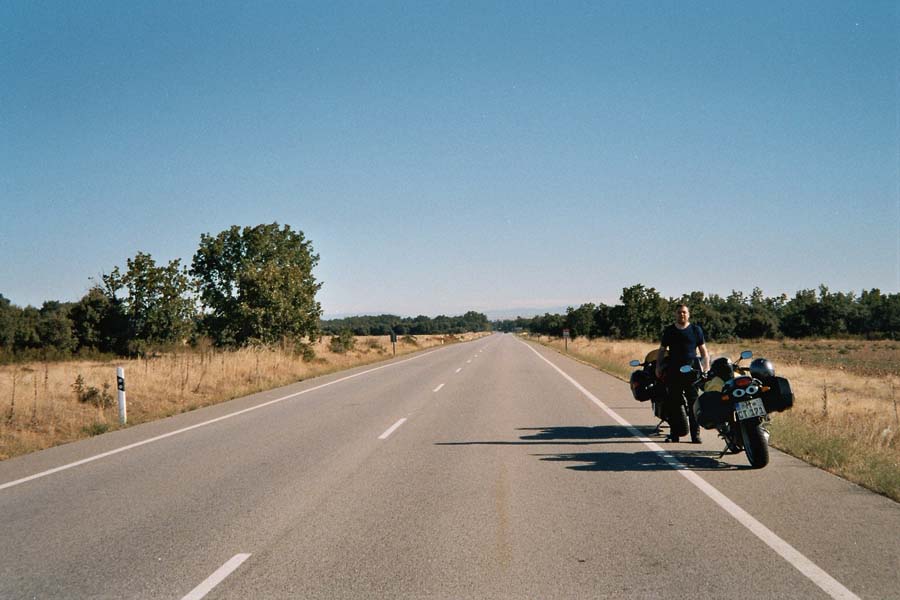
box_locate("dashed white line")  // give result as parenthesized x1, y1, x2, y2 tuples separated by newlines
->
(182, 553, 251, 600)
(378, 418, 407, 440)
(1, 349, 440, 492)
(433, 384, 445, 392)
(521, 341, 860, 600)
(466, 359, 472, 364)
(455, 368, 462, 373)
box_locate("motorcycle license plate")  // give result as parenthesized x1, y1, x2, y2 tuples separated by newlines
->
(735, 397, 767, 420)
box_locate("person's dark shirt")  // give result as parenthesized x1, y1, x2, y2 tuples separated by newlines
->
(661, 323, 705, 367)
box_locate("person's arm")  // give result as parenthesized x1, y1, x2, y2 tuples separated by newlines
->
(698, 343, 710, 373)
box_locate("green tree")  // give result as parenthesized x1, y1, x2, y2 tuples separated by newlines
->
(102, 252, 195, 350)
(36, 301, 76, 353)
(70, 287, 130, 354)
(565, 303, 596, 339)
(192, 223, 322, 346)
(0, 294, 16, 351)
(613, 284, 666, 339)
(14, 306, 41, 350)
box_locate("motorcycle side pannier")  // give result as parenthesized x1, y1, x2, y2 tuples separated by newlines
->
(630, 370, 653, 401)
(694, 391, 733, 429)
(761, 376, 793, 413)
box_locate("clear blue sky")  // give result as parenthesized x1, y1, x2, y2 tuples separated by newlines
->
(2, 1, 898, 318)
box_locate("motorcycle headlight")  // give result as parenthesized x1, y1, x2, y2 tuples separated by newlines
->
(733, 389, 746, 398)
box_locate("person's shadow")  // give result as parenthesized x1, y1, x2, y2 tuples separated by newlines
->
(435, 425, 745, 471)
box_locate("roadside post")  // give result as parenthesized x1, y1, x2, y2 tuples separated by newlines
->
(563, 329, 570, 352)
(390, 331, 397, 356)
(116, 367, 127, 425)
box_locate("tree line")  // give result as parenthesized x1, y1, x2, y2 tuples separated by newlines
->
(0, 223, 323, 361)
(321, 311, 491, 336)
(494, 284, 900, 341)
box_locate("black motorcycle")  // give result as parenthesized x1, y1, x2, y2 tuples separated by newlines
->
(629, 353, 691, 439)
(684, 351, 793, 469)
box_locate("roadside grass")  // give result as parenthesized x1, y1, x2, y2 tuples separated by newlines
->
(0, 333, 484, 461)
(527, 335, 900, 502)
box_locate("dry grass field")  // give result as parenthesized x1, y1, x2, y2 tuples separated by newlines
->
(0, 334, 485, 461)
(530, 335, 900, 502)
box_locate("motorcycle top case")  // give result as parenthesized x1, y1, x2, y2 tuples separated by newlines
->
(694, 390, 733, 429)
(761, 376, 793, 413)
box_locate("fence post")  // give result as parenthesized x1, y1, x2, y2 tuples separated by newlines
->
(116, 367, 127, 425)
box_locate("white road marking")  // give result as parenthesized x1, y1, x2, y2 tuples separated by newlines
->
(182, 553, 251, 600)
(521, 341, 860, 600)
(455, 368, 462, 373)
(379, 418, 407, 440)
(0, 349, 442, 492)
(466, 359, 472, 364)
(433, 384, 445, 392)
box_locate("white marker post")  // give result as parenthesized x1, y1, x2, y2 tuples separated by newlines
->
(116, 367, 127, 425)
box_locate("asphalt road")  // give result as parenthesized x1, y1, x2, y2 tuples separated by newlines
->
(1, 333, 898, 599)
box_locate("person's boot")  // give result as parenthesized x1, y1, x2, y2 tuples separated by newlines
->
(688, 406, 702, 443)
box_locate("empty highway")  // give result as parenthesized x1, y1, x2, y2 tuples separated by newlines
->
(1, 333, 898, 599)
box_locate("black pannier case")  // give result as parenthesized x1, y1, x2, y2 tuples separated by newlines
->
(630, 370, 653, 401)
(694, 391, 733, 429)
(761, 376, 793, 413)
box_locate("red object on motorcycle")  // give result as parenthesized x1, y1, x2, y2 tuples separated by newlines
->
(734, 376, 753, 388)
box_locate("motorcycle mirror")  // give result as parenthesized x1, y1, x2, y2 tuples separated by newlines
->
(629, 360, 641, 367)
(740, 350, 753, 360)
(679, 365, 692, 373)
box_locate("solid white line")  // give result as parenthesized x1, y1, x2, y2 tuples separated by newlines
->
(0, 349, 442, 492)
(379, 418, 407, 440)
(182, 553, 251, 600)
(455, 368, 462, 373)
(433, 383, 445, 392)
(521, 341, 860, 600)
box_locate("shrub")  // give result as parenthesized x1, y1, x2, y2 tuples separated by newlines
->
(72, 375, 114, 408)
(295, 341, 317, 362)
(329, 330, 356, 354)
(82, 422, 110, 436)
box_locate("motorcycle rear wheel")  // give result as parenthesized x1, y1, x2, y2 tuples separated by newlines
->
(740, 419, 770, 469)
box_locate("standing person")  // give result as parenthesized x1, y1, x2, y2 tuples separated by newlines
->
(655, 304, 710, 443)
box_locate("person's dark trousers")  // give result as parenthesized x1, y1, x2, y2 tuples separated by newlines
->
(667, 379, 701, 442)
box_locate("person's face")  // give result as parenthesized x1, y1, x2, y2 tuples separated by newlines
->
(676, 307, 690, 325)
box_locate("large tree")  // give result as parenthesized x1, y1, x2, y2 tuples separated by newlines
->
(102, 252, 195, 350)
(69, 286, 130, 354)
(191, 223, 322, 346)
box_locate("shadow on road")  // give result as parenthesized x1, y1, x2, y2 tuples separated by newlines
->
(435, 425, 649, 447)
(535, 450, 745, 472)
(435, 425, 746, 471)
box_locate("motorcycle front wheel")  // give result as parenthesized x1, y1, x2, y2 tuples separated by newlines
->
(740, 419, 770, 469)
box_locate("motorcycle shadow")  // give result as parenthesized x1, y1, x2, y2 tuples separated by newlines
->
(536, 450, 747, 472)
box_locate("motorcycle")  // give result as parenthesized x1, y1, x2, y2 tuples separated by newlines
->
(628, 351, 691, 439)
(682, 350, 794, 469)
